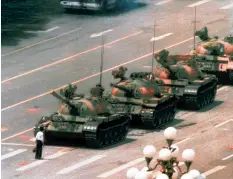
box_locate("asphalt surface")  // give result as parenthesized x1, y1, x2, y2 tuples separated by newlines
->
(1, 0, 233, 179)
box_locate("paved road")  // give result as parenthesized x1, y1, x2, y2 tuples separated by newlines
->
(1, 0, 233, 178)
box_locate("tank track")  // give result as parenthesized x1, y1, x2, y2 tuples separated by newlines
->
(140, 98, 178, 129)
(228, 70, 233, 84)
(84, 117, 129, 148)
(182, 83, 217, 110)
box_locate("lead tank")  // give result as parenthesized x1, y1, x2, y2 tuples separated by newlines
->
(109, 66, 179, 129)
(194, 27, 233, 84)
(153, 49, 218, 110)
(33, 84, 130, 148)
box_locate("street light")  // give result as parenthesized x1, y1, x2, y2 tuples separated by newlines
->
(126, 127, 204, 179)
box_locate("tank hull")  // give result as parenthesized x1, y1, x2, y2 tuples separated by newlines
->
(34, 114, 129, 148)
(159, 75, 218, 110)
(195, 55, 233, 85)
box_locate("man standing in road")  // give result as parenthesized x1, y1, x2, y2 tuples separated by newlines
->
(35, 126, 44, 159)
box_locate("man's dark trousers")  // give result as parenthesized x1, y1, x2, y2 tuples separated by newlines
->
(35, 140, 43, 159)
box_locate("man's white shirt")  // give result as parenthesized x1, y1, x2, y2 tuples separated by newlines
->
(36, 131, 44, 142)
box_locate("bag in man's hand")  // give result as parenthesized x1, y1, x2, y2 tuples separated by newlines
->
(32, 147, 36, 153)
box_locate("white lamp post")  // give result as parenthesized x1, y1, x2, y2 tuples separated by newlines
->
(156, 173, 169, 179)
(143, 145, 156, 168)
(164, 127, 177, 147)
(182, 149, 195, 172)
(126, 127, 200, 179)
(126, 167, 139, 179)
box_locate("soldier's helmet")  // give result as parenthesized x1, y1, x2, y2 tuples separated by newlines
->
(155, 49, 169, 60)
(112, 66, 127, 79)
(195, 27, 209, 41)
(224, 35, 233, 44)
(90, 84, 104, 97)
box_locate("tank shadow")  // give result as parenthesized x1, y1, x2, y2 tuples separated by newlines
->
(177, 100, 224, 112)
(197, 100, 224, 113)
(64, 1, 147, 17)
(129, 118, 185, 132)
(44, 137, 135, 150)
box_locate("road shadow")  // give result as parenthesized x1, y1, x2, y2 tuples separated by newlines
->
(65, 1, 147, 17)
(178, 100, 224, 113)
(128, 118, 184, 134)
(1, 0, 62, 46)
(45, 137, 135, 150)
(197, 100, 224, 112)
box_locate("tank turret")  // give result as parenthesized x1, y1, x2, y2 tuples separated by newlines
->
(154, 49, 205, 81)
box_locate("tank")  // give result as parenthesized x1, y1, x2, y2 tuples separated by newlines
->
(153, 49, 218, 110)
(33, 84, 130, 148)
(109, 66, 179, 129)
(194, 27, 233, 84)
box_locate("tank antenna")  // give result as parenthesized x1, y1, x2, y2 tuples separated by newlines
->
(193, 5, 197, 50)
(151, 21, 156, 74)
(99, 34, 104, 86)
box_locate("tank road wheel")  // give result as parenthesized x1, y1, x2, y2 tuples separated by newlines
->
(113, 128, 120, 142)
(95, 130, 105, 148)
(103, 130, 110, 145)
(108, 130, 114, 144)
(119, 123, 129, 140)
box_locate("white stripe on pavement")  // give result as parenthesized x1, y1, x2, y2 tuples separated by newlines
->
(150, 33, 173, 41)
(187, 0, 212, 7)
(202, 166, 226, 176)
(215, 118, 233, 128)
(30, 138, 36, 142)
(155, 0, 172, 5)
(97, 158, 145, 178)
(16, 151, 67, 171)
(90, 29, 114, 38)
(222, 154, 233, 161)
(57, 155, 106, 175)
(220, 3, 233, 9)
(1, 149, 27, 160)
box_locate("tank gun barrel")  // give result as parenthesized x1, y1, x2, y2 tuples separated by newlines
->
(51, 91, 76, 108)
(110, 83, 133, 94)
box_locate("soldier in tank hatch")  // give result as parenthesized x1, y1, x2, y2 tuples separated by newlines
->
(90, 84, 105, 97)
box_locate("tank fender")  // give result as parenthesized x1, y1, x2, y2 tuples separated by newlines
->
(184, 86, 199, 95)
(83, 121, 101, 133)
(228, 61, 233, 70)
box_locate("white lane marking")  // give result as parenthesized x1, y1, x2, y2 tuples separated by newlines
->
(2, 27, 82, 57)
(57, 155, 106, 175)
(155, 0, 172, 5)
(215, 119, 233, 128)
(90, 29, 114, 38)
(202, 166, 226, 176)
(217, 86, 228, 92)
(143, 66, 152, 68)
(187, 0, 212, 7)
(1, 142, 35, 147)
(45, 26, 60, 32)
(220, 3, 233, 9)
(222, 154, 233, 161)
(16, 151, 67, 171)
(97, 158, 145, 178)
(150, 33, 173, 41)
(174, 137, 190, 145)
(26, 26, 60, 33)
(30, 138, 36, 142)
(1, 149, 27, 160)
